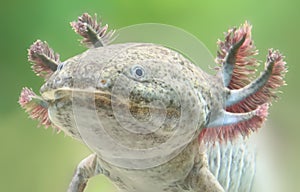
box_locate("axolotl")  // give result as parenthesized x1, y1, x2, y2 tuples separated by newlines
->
(19, 13, 287, 192)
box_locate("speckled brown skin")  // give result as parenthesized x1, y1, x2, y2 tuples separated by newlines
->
(41, 43, 231, 192)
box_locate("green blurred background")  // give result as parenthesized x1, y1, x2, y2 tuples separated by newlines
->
(1, 0, 299, 191)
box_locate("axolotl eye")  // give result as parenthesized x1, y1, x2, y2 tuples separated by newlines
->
(131, 65, 145, 79)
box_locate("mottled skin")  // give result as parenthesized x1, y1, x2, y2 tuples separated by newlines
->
(42, 43, 225, 191)
(20, 14, 286, 192)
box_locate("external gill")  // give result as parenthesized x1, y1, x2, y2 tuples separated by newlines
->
(28, 40, 61, 79)
(71, 13, 115, 48)
(201, 103, 268, 141)
(206, 104, 268, 129)
(225, 50, 283, 107)
(19, 87, 53, 129)
(201, 22, 287, 142)
(221, 34, 247, 87)
(216, 21, 259, 91)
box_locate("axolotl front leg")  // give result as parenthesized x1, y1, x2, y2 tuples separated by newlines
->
(185, 146, 225, 192)
(68, 154, 103, 192)
(68, 153, 225, 192)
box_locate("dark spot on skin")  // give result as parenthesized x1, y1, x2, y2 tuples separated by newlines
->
(100, 79, 107, 84)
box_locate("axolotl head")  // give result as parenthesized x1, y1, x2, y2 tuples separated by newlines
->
(38, 43, 215, 150)
(19, 13, 287, 153)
